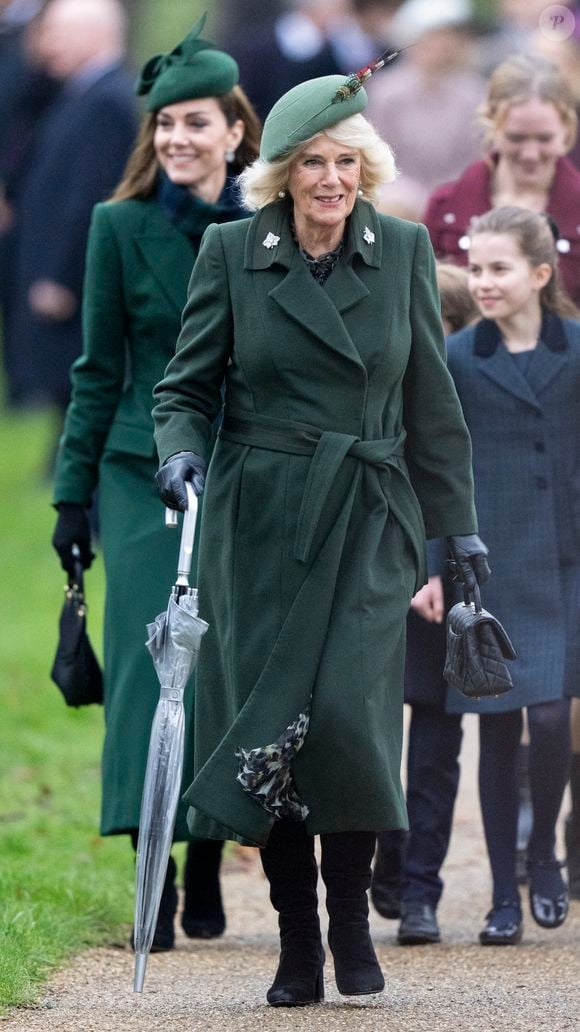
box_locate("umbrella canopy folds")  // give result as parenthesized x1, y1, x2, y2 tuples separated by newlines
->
(134, 484, 208, 993)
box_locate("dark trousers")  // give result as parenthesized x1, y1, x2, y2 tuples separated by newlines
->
(378, 704, 463, 908)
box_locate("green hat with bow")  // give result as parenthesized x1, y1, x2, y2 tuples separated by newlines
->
(136, 13, 239, 112)
(260, 49, 404, 162)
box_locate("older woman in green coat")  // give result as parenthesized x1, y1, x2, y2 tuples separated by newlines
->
(154, 68, 489, 1005)
(51, 19, 260, 950)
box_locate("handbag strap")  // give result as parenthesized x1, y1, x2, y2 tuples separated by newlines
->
(463, 582, 483, 613)
(69, 544, 85, 596)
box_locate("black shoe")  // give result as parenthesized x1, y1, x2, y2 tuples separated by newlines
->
(565, 815, 580, 900)
(181, 913, 225, 939)
(371, 838, 403, 920)
(479, 900, 523, 946)
(182, 840, 226, 939)
(527, 859, 569, 929)
(397, 902, 440, 945)
(328, 922, 384, 995)
(131, 855, 178, 953)
(267, 943, 325, 1007)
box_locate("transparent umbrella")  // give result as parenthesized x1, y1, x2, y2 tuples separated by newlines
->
(133, 483, 208, 993)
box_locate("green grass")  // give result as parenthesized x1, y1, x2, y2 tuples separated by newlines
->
(0, 408, 136, 1009)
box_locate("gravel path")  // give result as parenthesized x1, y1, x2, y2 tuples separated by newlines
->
(3, 716, 579, 1032)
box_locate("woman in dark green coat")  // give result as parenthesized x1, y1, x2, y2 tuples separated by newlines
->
(51, 19, 260, 950)
(154, 69, 489, 1005)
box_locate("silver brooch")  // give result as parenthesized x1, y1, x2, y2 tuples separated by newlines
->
(262, 232, 280, 249)
(363, 226, 375, 245)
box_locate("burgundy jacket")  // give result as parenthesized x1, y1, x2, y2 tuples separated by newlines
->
(423, 157, 580, 304)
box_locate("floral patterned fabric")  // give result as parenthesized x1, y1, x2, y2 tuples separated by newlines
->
(299, 242, 344, 286)
(235, 708, 310, 820)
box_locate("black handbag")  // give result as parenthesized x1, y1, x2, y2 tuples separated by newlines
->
(444, 584, 517, 699)
(50, 549, 103, 707)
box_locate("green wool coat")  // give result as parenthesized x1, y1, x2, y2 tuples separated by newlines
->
(52, 196, 200, 838)
(153, 198, 478, 847)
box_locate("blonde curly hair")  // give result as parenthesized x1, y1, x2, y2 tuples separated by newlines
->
(479, 54, 577, 155)
(238, 113, 398, 211)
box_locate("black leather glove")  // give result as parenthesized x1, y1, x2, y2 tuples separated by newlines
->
(446, 534, 491, 591)
(155, 451, 207, 511)
(52, 502, 94, 574)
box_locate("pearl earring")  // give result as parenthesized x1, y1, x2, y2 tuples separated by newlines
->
(225, 149, 235, 162)
(357, 187, 364, 197)
(278, 189, 287, 199)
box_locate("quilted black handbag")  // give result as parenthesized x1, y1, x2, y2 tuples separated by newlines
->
(50, 549, 103, 707)
(444, 584, 517, 699)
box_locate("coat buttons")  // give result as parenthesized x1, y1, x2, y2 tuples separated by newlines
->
(535, 476, 548, 489)
(443, 212, 456, 224)
(556, 238, 571, 253)
(458, 235, 470, 250)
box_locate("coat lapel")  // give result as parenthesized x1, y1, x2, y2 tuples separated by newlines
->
(134, 204, 195, 316)
(474, 313, 569, 409)
(268, 250, 367, 369)
(476, 344, 542, 411)
(526, 313, 569, 397)
(245, 199, 381, 371)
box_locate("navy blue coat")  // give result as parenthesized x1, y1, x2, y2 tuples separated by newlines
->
(229, 19, 341, 121)
(0, 25, 59, 401)
(403, 538, 453, 708)
(8, 64, 136, 405)
(445, 313, 580, 713)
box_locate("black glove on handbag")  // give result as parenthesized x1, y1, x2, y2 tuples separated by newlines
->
(446, 534, 491, 591)
(52, 502, 94, 575)
(155, 451, 207, 511)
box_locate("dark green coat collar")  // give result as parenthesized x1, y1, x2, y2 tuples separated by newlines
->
(244, 198, 382, 271)
(133, 197, 196, 315)
(242, 198, 386, 373)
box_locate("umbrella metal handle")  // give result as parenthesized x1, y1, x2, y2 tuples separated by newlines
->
(176, 483, 198, 586)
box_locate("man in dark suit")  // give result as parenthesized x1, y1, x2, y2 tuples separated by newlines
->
(7, 0, 136, 412)
(0, 1, 60, 404)
(228, 0, 344, 121)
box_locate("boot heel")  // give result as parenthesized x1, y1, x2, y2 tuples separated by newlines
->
(267, 957, 325, 1007)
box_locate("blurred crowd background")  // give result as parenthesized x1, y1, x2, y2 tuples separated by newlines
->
(2, 0, 580, 430)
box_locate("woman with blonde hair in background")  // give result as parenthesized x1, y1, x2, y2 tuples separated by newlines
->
(424, 53, 580, 305)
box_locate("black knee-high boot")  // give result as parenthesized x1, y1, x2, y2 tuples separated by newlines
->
(321, 831, 384, 996)
(182, 840, 226, 938)
(260, 820, 324, 1007)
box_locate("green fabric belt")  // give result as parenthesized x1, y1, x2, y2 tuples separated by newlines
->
(220, 411, 406, 564)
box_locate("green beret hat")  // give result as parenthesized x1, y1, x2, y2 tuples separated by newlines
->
(136, 13, 239, 113)
(260, 74, 368, 163)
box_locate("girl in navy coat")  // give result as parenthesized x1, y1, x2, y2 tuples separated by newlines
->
(446, 207, 580, 944)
